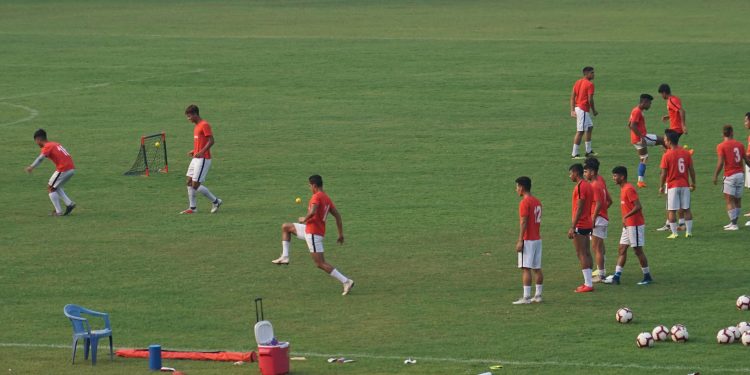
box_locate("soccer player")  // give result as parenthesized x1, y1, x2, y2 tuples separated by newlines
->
(605, 166, 653, 285)
(512, 176, 544, 304)
(584, 157, 612, 282)
(272, 175, 355, 296)
(658, 84, 687, 136)
(659, 129, 696, 238)
(25, 129, 77, 216)
(181, 104, 222, 214)
(628, 94, 664, 188)
(745, 113, 750, 220)
(568, 164, 595, 293)
(570, 66, 598, 159)
(713, 125, 747, 230)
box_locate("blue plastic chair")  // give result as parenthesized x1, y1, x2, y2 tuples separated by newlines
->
(63, 304, 113, 365)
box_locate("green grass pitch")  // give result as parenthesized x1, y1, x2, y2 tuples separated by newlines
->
(2, 1, 750, 374)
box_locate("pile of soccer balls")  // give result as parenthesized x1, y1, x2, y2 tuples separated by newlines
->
(716, 295, 750, 345)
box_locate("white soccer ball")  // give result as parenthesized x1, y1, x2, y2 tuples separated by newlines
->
(671, 325, 689, 342)
(717, 328, 735, 344)
(651, 325, 669, 341)
(737, 321, 750, 334)
(742, 331, 750, 346)
(737, 295, 750, 310)
(616, 307, 633, 324)
(727, 326, 742, 340)
(636, 332, 654, 348)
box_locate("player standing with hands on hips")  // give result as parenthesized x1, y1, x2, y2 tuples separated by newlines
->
(512, 176, 544, 304)
(25, 129, 76, 216)
(272, 175, 355, 296)
(570, 66, 598, 159)
(181, 104, 222, 214)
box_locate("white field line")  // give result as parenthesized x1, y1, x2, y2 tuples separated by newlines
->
(0, 102, 39, 126)
(1, 342, 748, 373)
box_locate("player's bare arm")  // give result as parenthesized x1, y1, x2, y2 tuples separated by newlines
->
(629, 121, 643, 141)
(570, 89, 577, 118)
(688, 164, 696, 191)
(194, 135, 214, 158)
(589, 94, 598, 116)
(622, 199, 642, 227)
(659, 168, 668, 195)
(330, 206, 344, 245)
(568, 198, 585, 239)
(592, 199, 602, 224)
(713, 155, 725, 185)
(606, 191, 613, 209)
(517, 215, 528, 252)
(680, 107, 687, 134)
(299, 203, 318, 223)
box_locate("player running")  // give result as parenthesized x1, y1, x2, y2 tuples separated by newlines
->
(570, 66, 599, 159)
(605, 166, 653, 285)
(658, 84, 688, 137)
(584, 157, 611, 282)
(272, 175, 355, 296)
(568, 164, 595, 293)
(713, 125, 748, 230)
(628, 94, 664, 188)
(25, 129, 76, 216)
(512, 176, 544, 304)
(659, 129, 696, 238)
(181, 104, 222, 214)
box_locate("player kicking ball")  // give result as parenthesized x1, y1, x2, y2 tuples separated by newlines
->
(25, 129, 76, 216)
(181, 105, 222, 214)
(659, 129, 696, 238)
(605, 166, 653, 285)
(568, 164, 595, 293)
(512, 177, 544, 304)
(713, 125, 748, 230)
(272, 175, 355, 296)
(627, 94, 665, 188)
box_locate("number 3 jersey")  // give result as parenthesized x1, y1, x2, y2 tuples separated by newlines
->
(659, 146, 692, 188)
(519, 195, 542, 241)
(716, 139, 746, 177)
(41, 142, 75, 172)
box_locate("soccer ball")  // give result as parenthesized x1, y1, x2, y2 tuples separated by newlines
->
(717, 328, 735, 344)
(737, 295, 750, 310)
(737, 321, 750, 334)
(636, 332, 654, 348)
(726, 326, 741, 340)
(671, 325, 689, 342)
(616, 307, 633, 323)
(651, 325, 669, 341)
(742, 331, 750, 346)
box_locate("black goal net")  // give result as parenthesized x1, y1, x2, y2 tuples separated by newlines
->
(124, 132, 168, 176)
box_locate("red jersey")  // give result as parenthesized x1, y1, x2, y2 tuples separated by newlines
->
(629, 106, 647, 144)
(519, 195, 542, 241)
(572, 180, 594, 229)
(306, 191, 335, 236)
(193, 120, 213, 159)
(660, 147, 693, 188)
(620, 182, 645, 227)
(590, 175, 609, 220)
(40, 142, 75, 172)
(717, 139, 746, 177)
(666, 95, 684, 133)
(572, 78, 595, 112)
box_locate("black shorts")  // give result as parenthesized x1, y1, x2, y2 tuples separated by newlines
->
(574, 227, 593, 236)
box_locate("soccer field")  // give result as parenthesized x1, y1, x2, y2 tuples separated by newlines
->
(3, 0, 750, 374)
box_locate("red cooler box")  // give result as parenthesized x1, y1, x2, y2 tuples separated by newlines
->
(258, 342, 289, 375)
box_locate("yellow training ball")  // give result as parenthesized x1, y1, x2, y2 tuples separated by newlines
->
(154, 142, 160, 147)
(295, 197, 302, 204)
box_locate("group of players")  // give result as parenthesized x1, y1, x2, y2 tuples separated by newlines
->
(24, 104, 356, 296)
(511, 66, 750, 304)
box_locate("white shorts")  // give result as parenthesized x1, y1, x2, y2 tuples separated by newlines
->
(575, 107, 593, 132)
(723, 172, 744, 197)
(667, 187, 691, 210)
(518, 240, 542, 269)
(49, 169, 75, 189)
(186, 158, 212, 183)
(632, 134, 657, 150)
(592, 216, 608, 239)
(293, 223, 325, 253)
(745, 165, 750, 188)
(619, 225, 645, 248)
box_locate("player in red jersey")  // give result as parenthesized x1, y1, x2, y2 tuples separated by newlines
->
(628, 94, 665, 188)
(713, 125, 748, 230)
(604, 166, 653, 285)
(745, 113, 750, 220)
(181, 105, 222, 214)
(659, 129, 696, 238)
(569, 66, 599, 159)
(24, 129, 76, 216)
(568, 164, 595, 293)
(512, 176, 544, 305)
(584, 157, 612, 282)
(272, 175, 354, 295)
(658, 84, 687, 136)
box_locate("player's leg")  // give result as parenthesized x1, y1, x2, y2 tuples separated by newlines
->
(572, 131, 584, 158)
(681, 188, 693, 236)
(51, 170, 76, 215)
(46, 172, 66, 216)
(532, 268, 544, 302)
(591, 217, 607, 281)
(273, 223, 305, 264)
(572, 109, 585, 158)
(308, 239, 354, 295)
(636, 147, 648, 187)
(191, 159, 222, 212)
(182, 160, 198, 213)
(605, 227, 631, 284)
(573, 232, 594, 291)
(584, 116, 595, 155)
(513, 268, 532, 305)
(666, 187, 680, 238)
